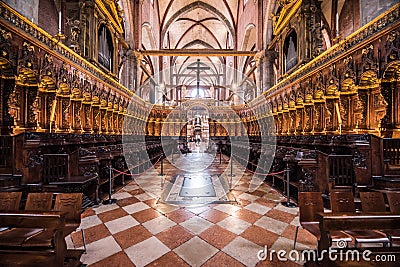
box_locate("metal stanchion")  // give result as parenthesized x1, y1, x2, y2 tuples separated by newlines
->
(103, 165, 117, 205)
(158, 156, 165, 176)
(281, 161, 296, 208)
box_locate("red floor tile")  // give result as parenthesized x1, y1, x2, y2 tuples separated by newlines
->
(240, 225, 280, 247)
(113, 225, 153, 249)
(146, 251, 190, 267)
(199, 225, 237, 250)
(254, 197, 277, 208)
(166, 209, 195, 223)
(281, 224, 317, 248)
(72, 224, 111, 247)
(131, 208, 161, 223)
(89, 251, 134, 267)
(116, 196, 140, 207)
(199, 209, 230, 223)
(156, 225, 194, 250)
(202, 251, 245, 267)
(97, 208, 129, 223)
(233, 208, 262, 224)
(265, 209, 296, 224)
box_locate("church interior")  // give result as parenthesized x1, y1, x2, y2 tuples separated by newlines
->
(0, 0, 400, 266)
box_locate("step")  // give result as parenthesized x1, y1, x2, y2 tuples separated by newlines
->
(0, 174, 22, 191)
(373, 175, 400, 190)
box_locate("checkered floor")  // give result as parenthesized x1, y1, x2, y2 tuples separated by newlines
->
(67, 155, 316, 267)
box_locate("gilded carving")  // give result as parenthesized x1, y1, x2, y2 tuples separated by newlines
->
(386, 31, 400, 61)
(361, 45, 378, 71)
(62, 100, 71, 129)
(7, 89, 19, 125)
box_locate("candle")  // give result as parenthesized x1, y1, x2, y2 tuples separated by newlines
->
(335, 13, 339, 36)
(58, 10, 62, 34)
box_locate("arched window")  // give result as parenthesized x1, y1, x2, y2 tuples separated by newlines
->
(283, 30, 298, 73)
(98, 24, 113, 71)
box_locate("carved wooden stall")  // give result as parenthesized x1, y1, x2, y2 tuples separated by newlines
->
(0, 2, 173, 204)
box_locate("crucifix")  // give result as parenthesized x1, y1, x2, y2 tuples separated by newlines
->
(187, 59, 210, 97)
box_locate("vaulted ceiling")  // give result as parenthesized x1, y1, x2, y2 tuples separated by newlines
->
(135, 0, 261, 96)
(159, 0, 238, 51)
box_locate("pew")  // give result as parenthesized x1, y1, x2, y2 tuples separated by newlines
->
(316, 212, 400, 267)
(0, 192, 84, 266)
(0, 211, 67, 267)
(317, 212, 400, 251)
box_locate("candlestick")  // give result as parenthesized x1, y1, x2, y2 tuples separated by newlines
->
(335, 13, 339, 36)
(58, 10, 62, 34)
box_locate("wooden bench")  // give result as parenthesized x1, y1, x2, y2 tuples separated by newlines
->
(317, 212, 400, 265)
(0, 210, 68, 267)
(0, 192, 84, 266)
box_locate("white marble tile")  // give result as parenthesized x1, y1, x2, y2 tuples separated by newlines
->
(217, 216, 251, 235)
(254, 216, 288, 235)
(123, 184, 140, 191)
(79, 215, 103, 229)
(237, 192, 260, 202)
(104, 215, 139, 234)
(184, 205, 210, 215)
(65, 235, 75, 249)
(125, 236, 170, 266)
(244, 203, 271, 215)
(173, 237, 218, 266)
(213, 204, 241, 216)
(80, 236, 121, 265)
(223, 236, 262, 267)
(134, 193, 154, 201)
(274, 203, 299, 215)
(179, 216, 213, 235)
(142, 216, 176, 235)
(93, 203, 119, 214)
(271, 236, 309, 251)
(111, 191, 132, 200)
(290, 216, 300, 226)
(155, 203, 180, 214)
(122, 202, 150, 214)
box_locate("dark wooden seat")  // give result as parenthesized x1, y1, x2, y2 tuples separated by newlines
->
(359, 192, 387, 212)
(0, 192, 22, 232)
(25, 192, 53, 211)
(294, 192, 352, 249)
(53, 193, 86, 252)
(317, 212, 400, 266)
(385, 192, 400, 246)
(387, 192, 400, 213)
(0, 192, 22, 210)
(0, 210, 67, 267)
(330, 191, 390, 247)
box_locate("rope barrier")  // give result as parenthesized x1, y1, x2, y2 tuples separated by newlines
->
(112, 155, 164, 177)
(245, 168, 285, 176)
(112, 154, 285, 178)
